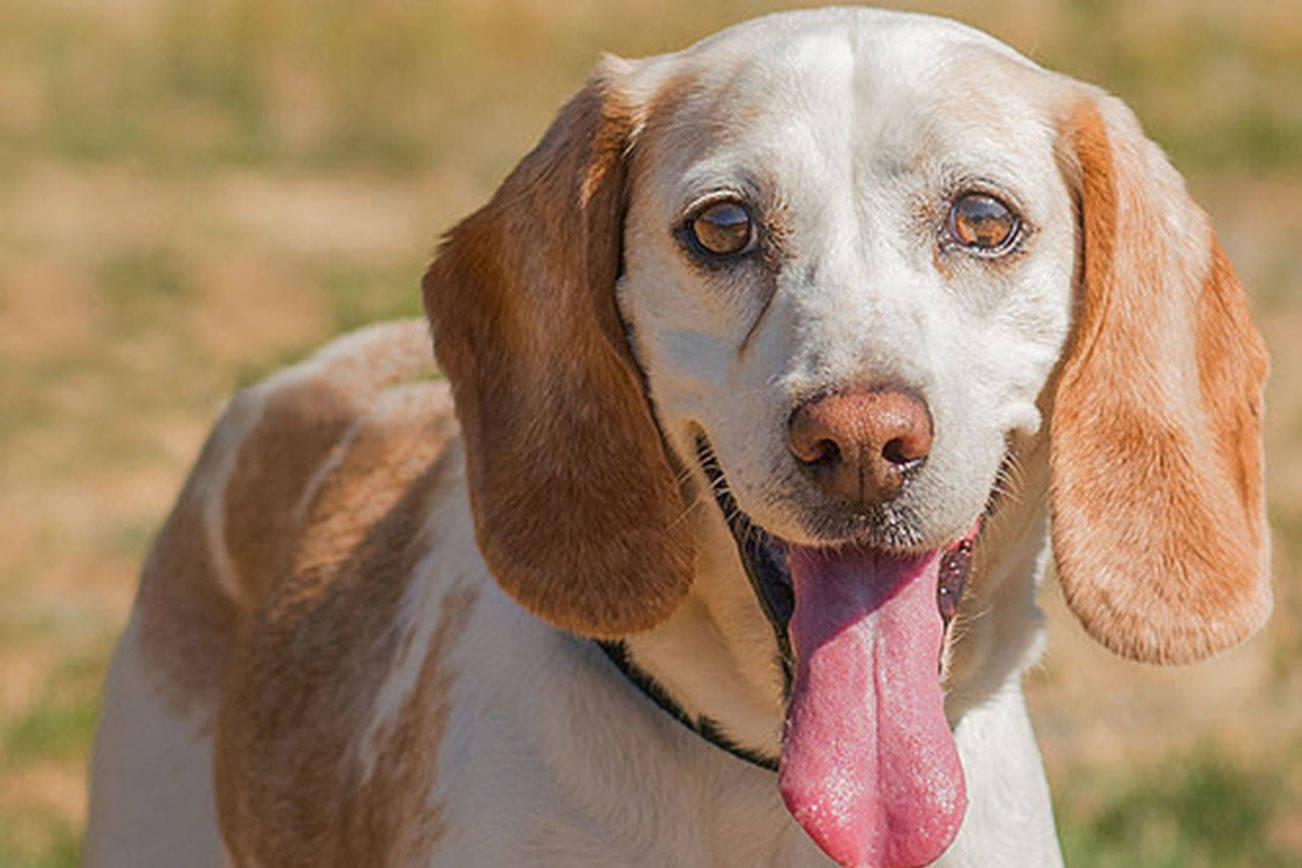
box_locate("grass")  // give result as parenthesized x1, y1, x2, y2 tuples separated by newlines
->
(317, 261, 425, 334)
(3, 656, 101, 767)
(1057, 747, 1302, 868)
(0, 807, 80, 868)
(0, 1, 1299, 865)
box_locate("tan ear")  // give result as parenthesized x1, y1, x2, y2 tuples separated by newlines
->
(1049, 96, 1271, 664)
(422, 61, 694, 639)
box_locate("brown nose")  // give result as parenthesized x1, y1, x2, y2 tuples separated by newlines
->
(788, 387, 933, 507)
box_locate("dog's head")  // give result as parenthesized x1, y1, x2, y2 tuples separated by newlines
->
(424, 9, 1269, 866)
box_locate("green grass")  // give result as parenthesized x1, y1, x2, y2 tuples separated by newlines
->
(1057, 748, 1299, 868)
(3, 692, 98, 768)
(3, 652, 104, 767)
(318, 261, 424, 333)
(229, 260, 425, 386)
(0, 807, 79, 868)
(1049, 1, 1302, 149)
(98, 247, 194, 337)
(0, 646, 102, 868)
(3, 0, 1300, 179)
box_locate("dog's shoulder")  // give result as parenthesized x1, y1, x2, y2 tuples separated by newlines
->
(135, 319, 459, 714)
(135, 319, 481, 861)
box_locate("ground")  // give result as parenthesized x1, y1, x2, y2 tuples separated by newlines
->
(1, 1, 1299, 865)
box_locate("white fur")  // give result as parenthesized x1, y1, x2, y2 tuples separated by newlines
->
(84, 618, 227, 868)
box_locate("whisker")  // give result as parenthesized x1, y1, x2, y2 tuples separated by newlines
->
(669, 496, 707, 529)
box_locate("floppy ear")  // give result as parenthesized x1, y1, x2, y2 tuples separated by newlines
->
(1049, 95, 1271, 664)
(422, 60, 694, 639)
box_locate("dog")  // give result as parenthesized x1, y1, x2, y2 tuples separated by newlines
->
(84, 8, 1271, 867)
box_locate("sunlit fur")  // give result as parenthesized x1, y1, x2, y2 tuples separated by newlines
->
(87, 8, 1267, 867)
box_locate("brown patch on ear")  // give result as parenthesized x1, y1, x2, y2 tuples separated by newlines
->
(1049, 99, 1271, 664)
(423, 63, 694, 638)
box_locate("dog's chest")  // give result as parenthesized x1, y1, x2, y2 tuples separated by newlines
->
(385, 588, 829, 867)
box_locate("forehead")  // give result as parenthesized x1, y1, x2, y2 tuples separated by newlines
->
(630, 10, 1060, 204)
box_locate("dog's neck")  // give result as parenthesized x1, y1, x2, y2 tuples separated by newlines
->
(617, 432, 1055, 762)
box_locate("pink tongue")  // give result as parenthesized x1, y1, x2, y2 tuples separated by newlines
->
(779, 546, 966, 868)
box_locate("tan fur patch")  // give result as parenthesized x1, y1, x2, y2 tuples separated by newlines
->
(423, 61, 694, 639)
(1048, 99, 1271, 664)
(1197, 242, 1269, 545)
(337, 586, 477, 865)
(223, 377, 360, 604)
(214, 377, 466, 865)
(135, 321, 438, 717)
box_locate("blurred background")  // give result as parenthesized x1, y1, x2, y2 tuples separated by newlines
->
(0, 1, 1298, 865)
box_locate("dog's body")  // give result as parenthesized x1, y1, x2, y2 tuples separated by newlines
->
(86, 9, 1269, 868)
(84, 322, 1059, 867)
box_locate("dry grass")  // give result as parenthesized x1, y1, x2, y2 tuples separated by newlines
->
(0, 1, 1298, 865)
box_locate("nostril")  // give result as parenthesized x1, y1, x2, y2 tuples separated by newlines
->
(809, 438, 841, 468)
(881, 437, 916, 468)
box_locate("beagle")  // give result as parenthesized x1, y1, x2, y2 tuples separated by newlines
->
(85, 8, 1270, 867)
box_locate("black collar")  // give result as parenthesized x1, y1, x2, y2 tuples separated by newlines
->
(588, 437, 789, 773)
(595, 639, 778, 772)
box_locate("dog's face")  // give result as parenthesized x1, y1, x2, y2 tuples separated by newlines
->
(425, 9, 1270, 867)
(619, 18, 1074, 552)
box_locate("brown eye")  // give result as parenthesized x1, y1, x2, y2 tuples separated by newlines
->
(688, 201, 755, 257)
(948, 192, 1019, 252)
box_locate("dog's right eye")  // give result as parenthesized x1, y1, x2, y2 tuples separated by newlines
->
(685, 201, 756, 258)
(948, 192, 1020, 254)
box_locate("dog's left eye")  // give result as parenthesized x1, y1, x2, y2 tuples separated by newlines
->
(685, 201, 757, 258)
(948, 192, 1020, 253)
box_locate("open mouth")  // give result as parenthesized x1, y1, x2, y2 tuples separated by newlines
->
(695, 437, 977, 678)
(695, 434, 982, 868)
